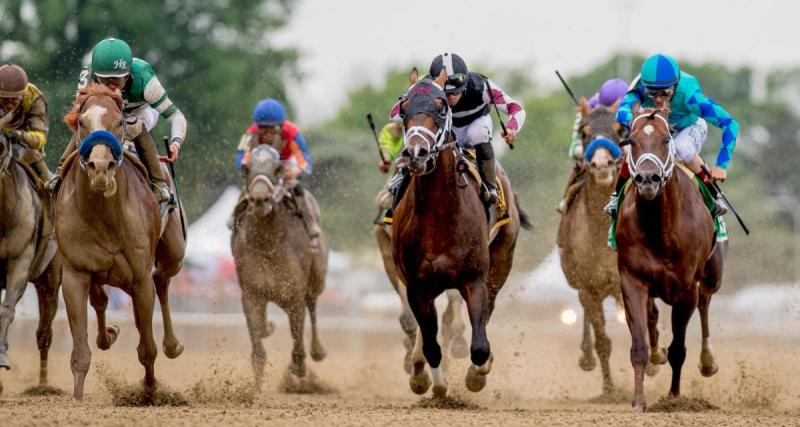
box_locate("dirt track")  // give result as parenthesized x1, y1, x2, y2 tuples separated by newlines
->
(0, 307, 798, 426)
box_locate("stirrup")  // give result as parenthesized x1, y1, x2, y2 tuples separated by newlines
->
(46, 175, 61, 193)
(481, 183, 498, 204)
(604, 193, 618, 217)
(710, 198, 728, 218)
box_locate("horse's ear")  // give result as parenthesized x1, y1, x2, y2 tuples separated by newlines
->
(610, 97, 622, 113)
(612, 121, 627, 139)
(435, 67, 447, 89)
(578, 96, 591, 117)
(409, 67, 418, 85)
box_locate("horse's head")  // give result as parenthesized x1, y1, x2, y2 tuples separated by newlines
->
(399, 70, 451, 175)
(623, 108, 675, 200)
(578, 98, 626, 186)
(245, 144, 286, 218)
(64, 84, 126, 197)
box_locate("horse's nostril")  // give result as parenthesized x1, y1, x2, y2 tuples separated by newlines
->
(607, 159, 614, 167)
(87, 162, 96, 170)
(107, 161, 115, 169)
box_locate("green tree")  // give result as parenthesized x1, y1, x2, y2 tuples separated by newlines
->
(0, 0, 298, 218)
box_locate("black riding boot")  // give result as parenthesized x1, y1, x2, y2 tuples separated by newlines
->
(293, 184, 322, 246)
(383, 167, 409, 223)
(604, 175, 629, 218)
(475, 142, 498, 204)
(703, 180, 728, 218)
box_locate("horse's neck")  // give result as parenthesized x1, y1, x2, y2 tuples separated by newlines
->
(0, 165, 20, 224)
(73, 165, 129, 216)
(410, 149, 460, 211)
(633, 175, 684, 243)
(583, 173, 615, 212)
(243, 203, 302, 253)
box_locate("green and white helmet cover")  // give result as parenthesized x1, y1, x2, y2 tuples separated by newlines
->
(91, 38, 133, 78)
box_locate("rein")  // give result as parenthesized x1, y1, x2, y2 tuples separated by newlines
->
(627, 112, 676, 191)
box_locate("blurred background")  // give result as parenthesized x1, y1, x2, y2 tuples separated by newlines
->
(1, 0, 798, 329)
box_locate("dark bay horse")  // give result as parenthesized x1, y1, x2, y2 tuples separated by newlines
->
(393, 72, 529, 397)
(57, 84, 186, 400)
(557, 98, 626, 396)
(0, 133, 60, 394)
(231, 145, 327, 390)
(616, 109, 726, 412)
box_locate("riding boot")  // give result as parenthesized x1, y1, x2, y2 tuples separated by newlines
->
(133, 131, 173, 205)
(475, 142, 498, 204)
(47, 136, 79, 193)
(702, 180, 728, 218)
(293, 185, 322, 247)
(383, 167, 409, 223)
(604, 175, 629, 218)
(31, 158, 52, 184)
(557, 162, 586, 213)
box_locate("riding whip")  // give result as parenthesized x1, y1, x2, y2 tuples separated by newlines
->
(366, 113, 389, 163)
(700, 163, 750, 236)
(483, 78, 514, 150)
(555, 70, 579, 106)
(162, 136, 187, 239)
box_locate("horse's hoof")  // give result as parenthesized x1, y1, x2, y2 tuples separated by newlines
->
(465, 365, 488, 393)
(450, 335, 469, 359)
(631, 403, 646, 413)
(262, 321, 275, 338)
(645, 362, 660, 377)
(699, 362, 719, 377)
(310, 346, 326, 362)
(649, 347, 668, 365)
(432, 384, 448, 398)
(409, 363, 431, 395)
(163, 341, 184, 359)
(579, 354, 597, 371)
(0, 352, 11, 370)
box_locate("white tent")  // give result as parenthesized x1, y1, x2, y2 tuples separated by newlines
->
(184, 186, 240, 263)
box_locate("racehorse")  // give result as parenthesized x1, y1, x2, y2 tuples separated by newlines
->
(616, 108, 726, 412)
(557, 97, 625, 396)
(0, 133, 60, 394)
(392, 71, 530, 397)
(58, 84, 186, 400)
(231, 144, 328, 390)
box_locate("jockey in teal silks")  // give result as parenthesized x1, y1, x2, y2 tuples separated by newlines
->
(605, 53, 739, 219)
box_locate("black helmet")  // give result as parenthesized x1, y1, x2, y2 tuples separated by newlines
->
(429, 53, 468, 94)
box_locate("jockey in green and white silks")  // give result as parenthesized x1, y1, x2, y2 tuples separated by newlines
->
(51, 38, 187, 205)
(605, 53, 740, 219)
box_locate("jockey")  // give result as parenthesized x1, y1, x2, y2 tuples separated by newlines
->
(557, 78, 627, 213)
(384, 53, 526, 220)
(50, 38, 187, 206)
(377, 120, 403, 173)
(233, 98, 320, 244)
(605, 54, 738, 218)
(0, 64, 51, 184)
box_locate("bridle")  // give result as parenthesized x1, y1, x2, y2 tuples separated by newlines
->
(246, 146, 287, 204)
(402, 83, 454, 176)
(74, 93, 126, 170)
(627, 111, 676, 192)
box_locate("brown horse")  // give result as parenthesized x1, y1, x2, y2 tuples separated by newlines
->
(616, 109, 726, 412)
(393, 72, 529, 397)
(57, 84, 186, 400)
(0, 134, 61, 394)
(231, 144, 327, 390)
(557, 98, 625, 396)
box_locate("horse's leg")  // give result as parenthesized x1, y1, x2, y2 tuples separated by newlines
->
(0, 252, 33, 370)
(153, 269, 184, 359)
(241, 290, 267, 389)
(620, 274, 649, 412)
(307, 295, 326, 362)
(287, 302, 307, 378)
(461, 281, 493, 393)
(442, 289, 468, 359)
(131, 278, 158, 400)
(89, 285, 119, 351)
(33, 266, 59, 387)
(646, 297, 667, 376)
(62, 265, 91, 400)
(697, 291, 718, 377)
(408, 286, 444, 397)
(581, 292, 614, 395)
(668, 295, 697, 397)
(578, 290, 597, 372)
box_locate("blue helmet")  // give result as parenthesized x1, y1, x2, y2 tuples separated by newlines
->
(253, 98, 286, 127)
(640, 54, 680, 89)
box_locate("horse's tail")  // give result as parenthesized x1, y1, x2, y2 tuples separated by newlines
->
(514, 193, 534, 231)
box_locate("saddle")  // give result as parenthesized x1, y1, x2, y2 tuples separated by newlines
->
(455, 148, 512, 238)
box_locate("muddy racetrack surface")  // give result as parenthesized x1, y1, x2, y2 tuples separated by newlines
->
(0, 305, 798, 426)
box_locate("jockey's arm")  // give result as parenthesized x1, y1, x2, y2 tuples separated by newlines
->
(16, 91, 48, 150)
(378, 122, 403, 161)
(235, 130, 258, 170)
(144, 76, 188, 148)
(292, 131, 313, 173)
(616, 90, 643, 131)
(483, 79, 526, 134)
(686, 90, 740, 170)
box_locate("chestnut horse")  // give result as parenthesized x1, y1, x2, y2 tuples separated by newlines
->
(393, 72, 529, 397)
(616, 109, 726, 412)
(57, 84, 186, 400)
(557, 98, 625, 396)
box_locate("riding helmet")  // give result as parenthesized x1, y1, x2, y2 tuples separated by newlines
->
(640, 54, 680, 89)
(429, 53, 468, 94)
(0, 64, 28, 98)
(253, 98, 286, 127)
(91, 38, 133, 78)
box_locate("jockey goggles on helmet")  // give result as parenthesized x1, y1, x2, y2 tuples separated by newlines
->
(644, 86, 675, 99)
(444, 73, 467, 94)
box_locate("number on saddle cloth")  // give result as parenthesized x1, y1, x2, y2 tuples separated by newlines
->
(78, 130, 124, 164)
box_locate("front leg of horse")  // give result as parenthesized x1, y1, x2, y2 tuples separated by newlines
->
(461, 282, 493, 393)
(442, 289, 469, 359)
(581, 293, 614, 394)
(62, 266, 92, 400)
(578, 301, 596, 372)
(408, 290, 443, 397)
(621, 276, 650, 412)
(697, 291, 718, 377)
(668, 297, 696, 397)
(241, 292, 267, 389)
(287, 304, 307, 378)
(33, 266, 60, 387)
(646, 297, 667, 376)
(89, 284, 120, 351)
(154, 272, 184, 359)
(306, 296, 326, 362)
(396, 281, 417, 374)
(0, 253, 35, 370)
(132, 279, 158, 401)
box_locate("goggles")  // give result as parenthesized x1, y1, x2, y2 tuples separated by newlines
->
(644, 86, 675, 99)
(444, 73, 467, 93)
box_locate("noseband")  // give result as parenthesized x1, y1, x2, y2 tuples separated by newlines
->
(627, 112, 676, 191)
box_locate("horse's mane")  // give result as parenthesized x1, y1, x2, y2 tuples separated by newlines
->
(63, 84, 124, 132)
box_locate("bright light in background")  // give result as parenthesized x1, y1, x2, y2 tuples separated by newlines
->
(560, 309, 578, 325)
(617, 309, 626, 324)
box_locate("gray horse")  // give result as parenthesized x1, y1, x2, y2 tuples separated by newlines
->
(0, 134, 60, 394)
(231, 145, 328, 390)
